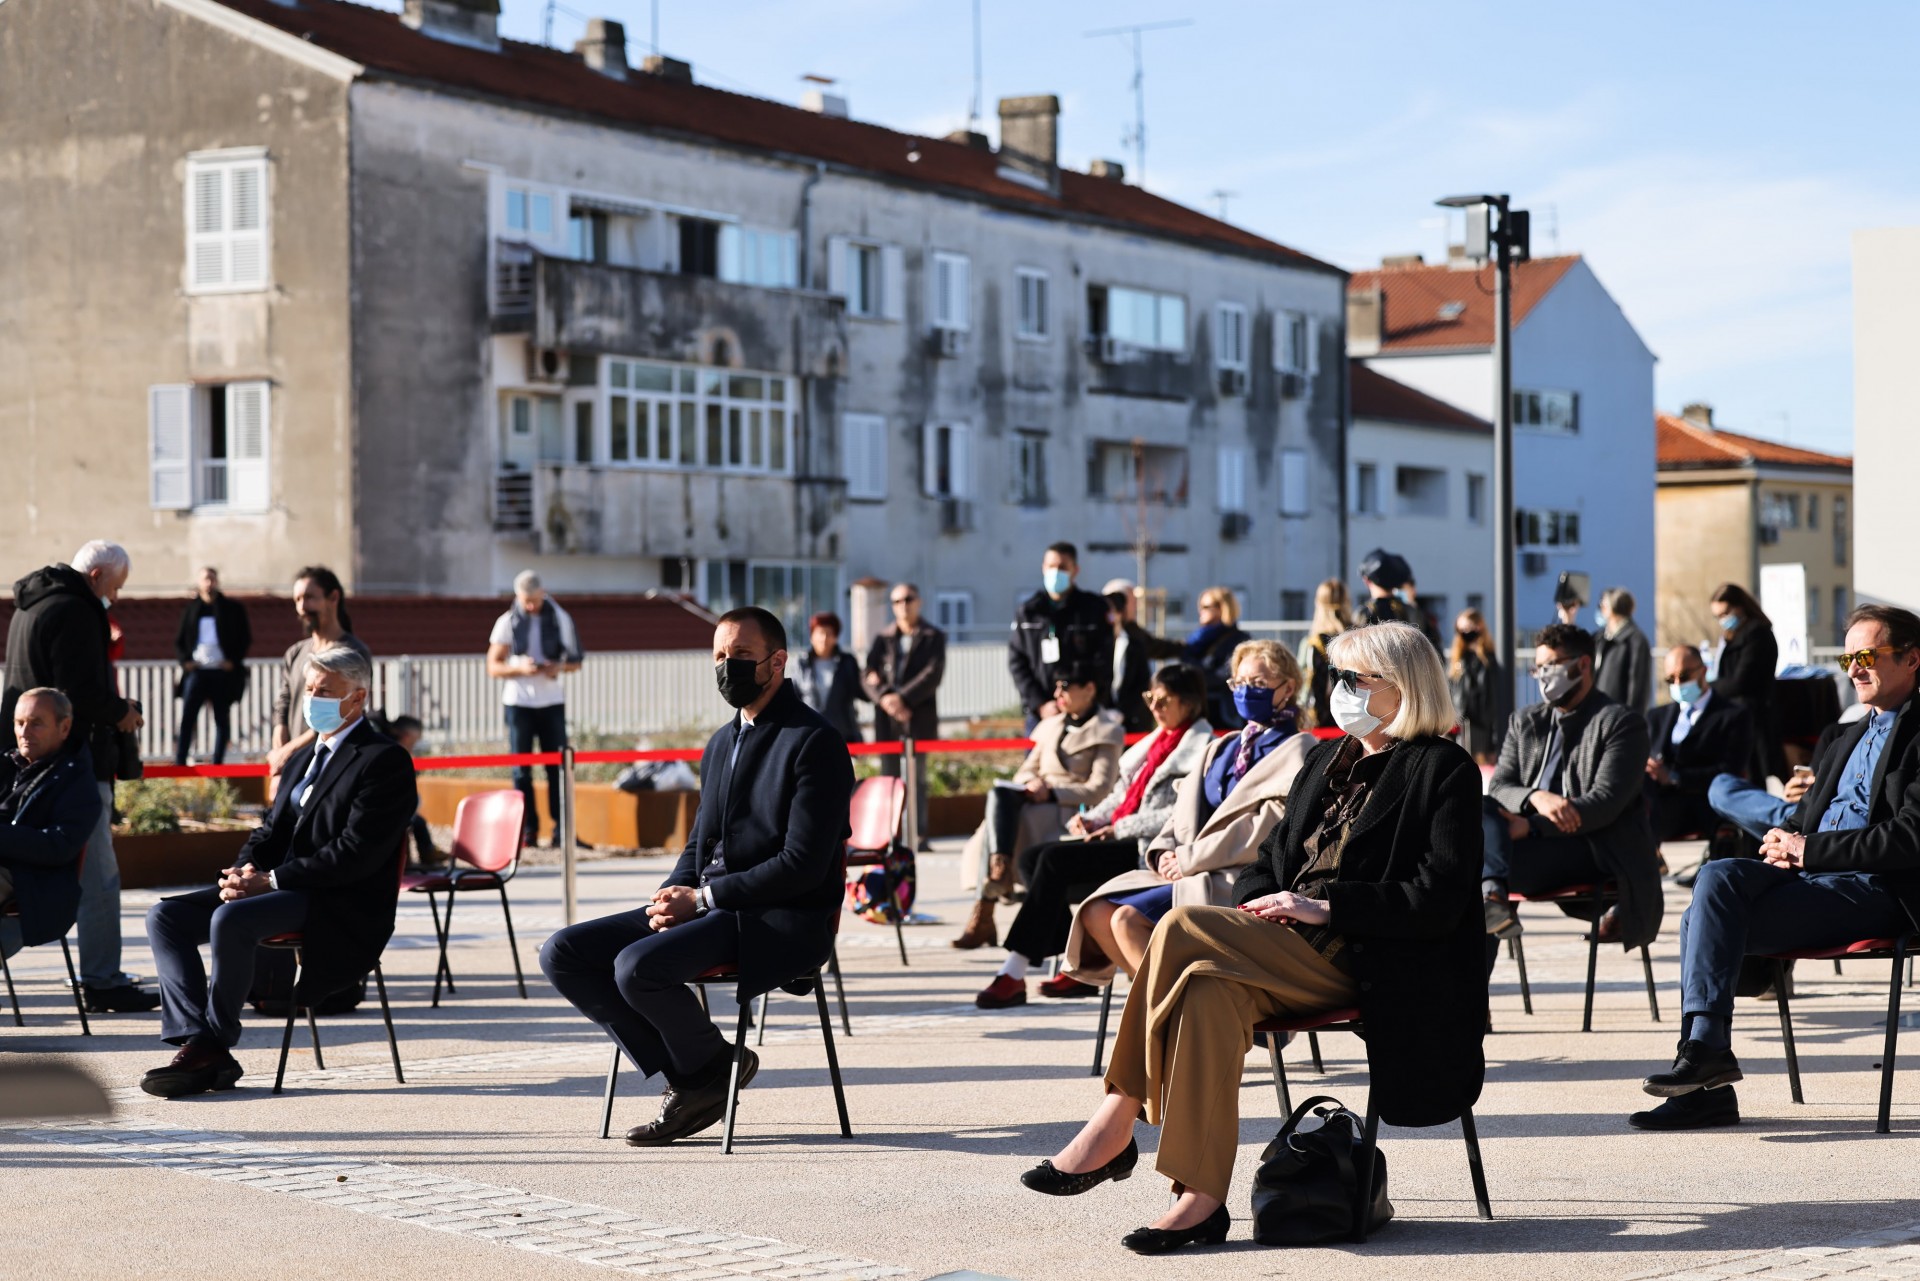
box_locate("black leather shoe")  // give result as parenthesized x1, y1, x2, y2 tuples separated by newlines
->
(1122, 1203, 1231, 1255)
(625, 1050, 759, 1146)
(139, 1039, 243, 1099)
(1019, 1137, 1137, 1196)
(1642, 1040, 1742, 1096)
(1630, 1086, 1740, 1130)
(85, 983, 161, 1014)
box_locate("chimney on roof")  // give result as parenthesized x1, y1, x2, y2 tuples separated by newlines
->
(1348, 283, 1384, 358)
(997, 94, 1060, 194)
(400, 0, 500, 51)
(1379, 253, 1424, 271)
(802, 89, 850, 117)
(1088, 159, 1126, 182)
(642, 54, 693, 83)
(1681, 402, 1714, 428)
(945, 129, 991, 150)
(574, 18, 628, 80)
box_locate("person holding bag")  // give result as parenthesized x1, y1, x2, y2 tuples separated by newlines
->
(1016, 622, 1486, 1253)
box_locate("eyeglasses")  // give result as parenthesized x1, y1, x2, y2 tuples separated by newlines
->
(1836, 646, 1908, 672)
(1330, 668, 1384, 691)
(1226, 678, 1276, 692)
(1144, 691, 1174, 709)
(890, 595, 917, 605)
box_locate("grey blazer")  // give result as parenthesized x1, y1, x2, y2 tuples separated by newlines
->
(1489, 688, 1663, 949)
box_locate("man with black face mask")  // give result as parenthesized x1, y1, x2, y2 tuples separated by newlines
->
(539, 606, 855, 1147)
(1481, 623, 1662, 954)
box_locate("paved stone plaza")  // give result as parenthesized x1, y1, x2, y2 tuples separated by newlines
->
(6, 842, 1920, 1280)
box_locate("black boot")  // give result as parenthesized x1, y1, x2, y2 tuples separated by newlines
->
(1630, 1085, 1740, 1130)
(1642, 1039, 1742, 1096)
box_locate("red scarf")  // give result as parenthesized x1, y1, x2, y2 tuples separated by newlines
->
(1112, 720, 1196, 822)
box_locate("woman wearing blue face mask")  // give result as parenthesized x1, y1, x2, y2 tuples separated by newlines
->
(1708, 582, 1786, 782)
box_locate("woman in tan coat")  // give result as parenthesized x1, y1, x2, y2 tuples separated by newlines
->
(1062, 639, 1311, 982)
(952, 667, 1125, 949)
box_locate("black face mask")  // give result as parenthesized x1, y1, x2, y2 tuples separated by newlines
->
(1457, 629, 1480, 642)
(715, 656, 769, 709)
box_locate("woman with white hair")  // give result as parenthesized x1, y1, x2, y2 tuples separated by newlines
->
(1018, 622, 1487, 1253)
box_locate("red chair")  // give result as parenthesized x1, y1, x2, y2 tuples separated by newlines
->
(843, 776, 910, 967)
(1765, 933, 1918, 1133)
(0, 895, 89, 1036)
(402, 790, 528, 1007)
(1257, 1007, 1493, 1241)
(1503, 883, 1660, 1031)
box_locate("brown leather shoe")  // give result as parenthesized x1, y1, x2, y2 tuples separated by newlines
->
(951, 899, 998, 950)
(139, 1038, 243, 1099)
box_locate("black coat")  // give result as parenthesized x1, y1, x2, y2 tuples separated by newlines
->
(1356, 595, 1441, 650)
(1448, 649, 1509, 756)
(174, 593, 253, 669)
(0, 743, 100, 946)
(198, 719, 417, 999)
(1647, 694, 1754, 793)
(1185, 623, 1251, 730)
(790, 648, 865, 743)
(1008, 587, 1115, 717)
(665, 681, 855, 1001)
(865, 621, 946, 741)
(1112, 621, 1157, 734)
(1788, 694, 1920, 932)
(2, 565, 132, 783)
(1715, 622, 1785, 779)
(1238, 734, 1487, 1129)
(1594, 621, 1653, 715)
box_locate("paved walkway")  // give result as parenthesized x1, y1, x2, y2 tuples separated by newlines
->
(5, 843, 1919, 1279)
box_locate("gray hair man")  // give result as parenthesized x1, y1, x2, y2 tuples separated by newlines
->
(486, 570, 583, 847)
(0, 541, 156, 1013)
(0, 688, 105, 966)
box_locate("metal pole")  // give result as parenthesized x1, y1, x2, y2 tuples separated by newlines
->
(560, 744, 578, 925)
(1492, 196, 1517, 686)
(900, 737, 919, 852)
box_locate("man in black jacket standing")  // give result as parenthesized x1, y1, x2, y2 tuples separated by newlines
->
(140, 645, 416, 1098)
(1594, 588, 1654, 716)
(0, 689, 102, 965)
(1631, 604, 1920, 1130)
(1101, 578, 1157, 734)
(1008, 542, 1113, 731)
(174, 565, 253, 766)
(864, 582, 946, 846)
(1, 541, 156, 1012)
(541, 607, 855, 1146)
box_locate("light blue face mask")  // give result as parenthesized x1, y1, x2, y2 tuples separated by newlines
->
(1718, 613, 1740, 632)
(1042, 567, 1071, 596)
(305, 693, 348, 735)
(1671, 680, 1704, 705)
(1595, 609, 1609, 631)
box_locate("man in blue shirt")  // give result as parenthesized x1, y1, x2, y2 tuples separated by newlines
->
(1631, 605, 1920, 1131)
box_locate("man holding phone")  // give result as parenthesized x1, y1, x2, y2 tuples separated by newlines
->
(1631, 605, 1920, 1130)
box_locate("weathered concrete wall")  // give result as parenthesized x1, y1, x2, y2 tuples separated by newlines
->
(1655, 477, 1753, 649)
(0, 0, 355, 594)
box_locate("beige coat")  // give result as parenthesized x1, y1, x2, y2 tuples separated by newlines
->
(1062, 729, 1314, 983)
(961, 709, 1127, 892)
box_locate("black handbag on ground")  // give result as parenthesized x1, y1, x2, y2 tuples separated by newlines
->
(1250, 1094, 1393, 1246)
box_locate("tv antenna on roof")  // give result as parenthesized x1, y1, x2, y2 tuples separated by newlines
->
(1211, 189, 1236, 221)
(1084, 18, 1194, 186)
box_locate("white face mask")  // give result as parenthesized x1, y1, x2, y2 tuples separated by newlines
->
(1330, 680, 1384, 738)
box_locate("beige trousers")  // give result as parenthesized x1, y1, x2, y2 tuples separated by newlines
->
(1104, 904, 1358, 1201)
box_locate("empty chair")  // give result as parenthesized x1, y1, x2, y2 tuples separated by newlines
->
(402, 789, 528, 1006)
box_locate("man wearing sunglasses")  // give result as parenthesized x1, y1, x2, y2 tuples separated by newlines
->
(863, 583, 946, 847)
(1631, 604, 1920, 1130)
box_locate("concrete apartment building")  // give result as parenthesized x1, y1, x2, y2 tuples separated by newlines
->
(1853, 226, 1920, 612)
(1346, 365, 1493, 632)
(1347, 253, 1657, 638)
(0, 0, 1349, 642)
(1654, 407, 1853, 651)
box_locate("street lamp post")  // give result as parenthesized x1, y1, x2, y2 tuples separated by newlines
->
(1436, 194, 1529, 673)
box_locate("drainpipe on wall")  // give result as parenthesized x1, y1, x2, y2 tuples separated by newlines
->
(1335, 309, 1350, 591)
(796, 162, 828, 523)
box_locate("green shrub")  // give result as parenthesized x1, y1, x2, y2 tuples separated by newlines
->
(114, 778, 240, 832)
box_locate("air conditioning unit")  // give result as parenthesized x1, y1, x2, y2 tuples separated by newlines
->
(940, 498, 975, 534)
(931, 326, 967, 359)
(526, 344, 569, 384)
(1095, 334, 1138, 365)
(1521, 551, 1548, 576)
(1217, 367, 1249, 397)
(1220, 511, 1252, 540)
(1277, 371, 1305, 399)
(1757, 525, 1781, 546)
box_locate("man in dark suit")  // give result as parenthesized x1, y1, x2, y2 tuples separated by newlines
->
(1631, 605, 1920, 1131)
(541, 607, 855, 1147)
(864, 582, 945, 847)
(0, 689, 102, 963)
(1645, 644, 1753, 843)
(140, 645, 417, 1098)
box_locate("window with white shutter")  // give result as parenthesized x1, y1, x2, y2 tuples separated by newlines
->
(932, 251, 971, 331)
(149, 386, 194, 509)
(185, 150, 270, 294)
(1280, 448, 1310, 516)
(150, 382, 272, 512)
(842, 413, 887, 500)
(226, 382, 270, 512)
(1215, 304, 1248, 370)
(1217, 446, 1248, 513)
(922, 421, 970, 498)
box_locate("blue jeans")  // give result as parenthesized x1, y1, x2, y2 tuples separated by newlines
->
(147, 887, 312, 1047)
(78, 781, 134, 989)
(506, 703, 568, 840)
(1708, 773, 1795, 841)
(1679, 859, 1908, 1026)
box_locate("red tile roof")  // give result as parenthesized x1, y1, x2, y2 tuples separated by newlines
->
(1348, 256, 1580, 353)
(1656, 413, 1852, 471)
(210, 0, 1338, 274)
(1350, 364, 1489, 434)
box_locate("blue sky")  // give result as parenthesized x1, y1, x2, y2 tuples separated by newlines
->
(373, 0, 1920, 454)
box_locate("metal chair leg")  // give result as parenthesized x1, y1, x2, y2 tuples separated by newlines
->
(60, 936, 90, 1036)
(305, 1003, 326, 1071)
(892, 911, 909, 968)
(1581, 888, 1603, 1032)
(0, 939, 22, 1027)
(1352, 1092, 1381, 1244)
(375, 963, 404, 1084)
(816, 971, 852, 1139)
(827, 945, 850, 1036)
(1512, 933, 1533, 1015)
(434, 892, 458, 1006)
(273, 1000, 298, 1095)
(422, 891, 449, 1005)
(1641, 945, 1660, 1022)
(1268, 1032, 1290, 1114)
(1091, 981, 1115, 1077)
(1879, 941, 1905, 1134)
(720, 1003, 752, 1155)
(498, 886, 528, 999)
(1460, 1108, 1493, 1219)
(1308, 1031, 1325, 1074)
(755, 990, 770, 1048)
(697, 983, 710, 1016)
(1835, 959, 1845, 975)
(1776, 957, 1803, 1104)
(600, 1043, 621, 1139)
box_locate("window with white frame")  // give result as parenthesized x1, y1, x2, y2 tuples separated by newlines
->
(186, 150, 269, 293)
(828, 237, 904, 320)
(719, 225, 800, 289)
(1010, 430, 1048, 506)
(1216, 446, 1248, 513)
(842, 413, 888, 500)
(1275, 310, 1315, 375)
(601, 358, 794, 474)
(1090, 284, 1187, 351)
(1466, 472, 1488, 525)
(1215, 303, 1248, 370)
(148, 382, 270, 512)
(505, 185, 556, 239)
(1280, 448, 1310, 516)
(700, 559, 839, 638)
(932, 251, 971, 331)
(1514, 507, 1582, 551)
(934, 590, 974, 636)
(923, 421, 971, 498)
(1353, 461, 1381, 516)
(1016, 268, 1049, 339)
(1512, 388, 1579, 434)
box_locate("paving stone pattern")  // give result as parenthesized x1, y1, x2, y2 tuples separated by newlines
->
(1634, 1225, 1920, 1280)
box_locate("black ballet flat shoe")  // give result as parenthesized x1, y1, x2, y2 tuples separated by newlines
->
(1019, 1138, 1138, 1196)
(1121, 1203, 1231, 1255)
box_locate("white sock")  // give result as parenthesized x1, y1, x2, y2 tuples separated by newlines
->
(998, 954, 1029, 981)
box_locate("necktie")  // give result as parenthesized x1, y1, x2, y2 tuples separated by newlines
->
(1230, 722, 1264, 783)
(296, 743, 331, 809)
